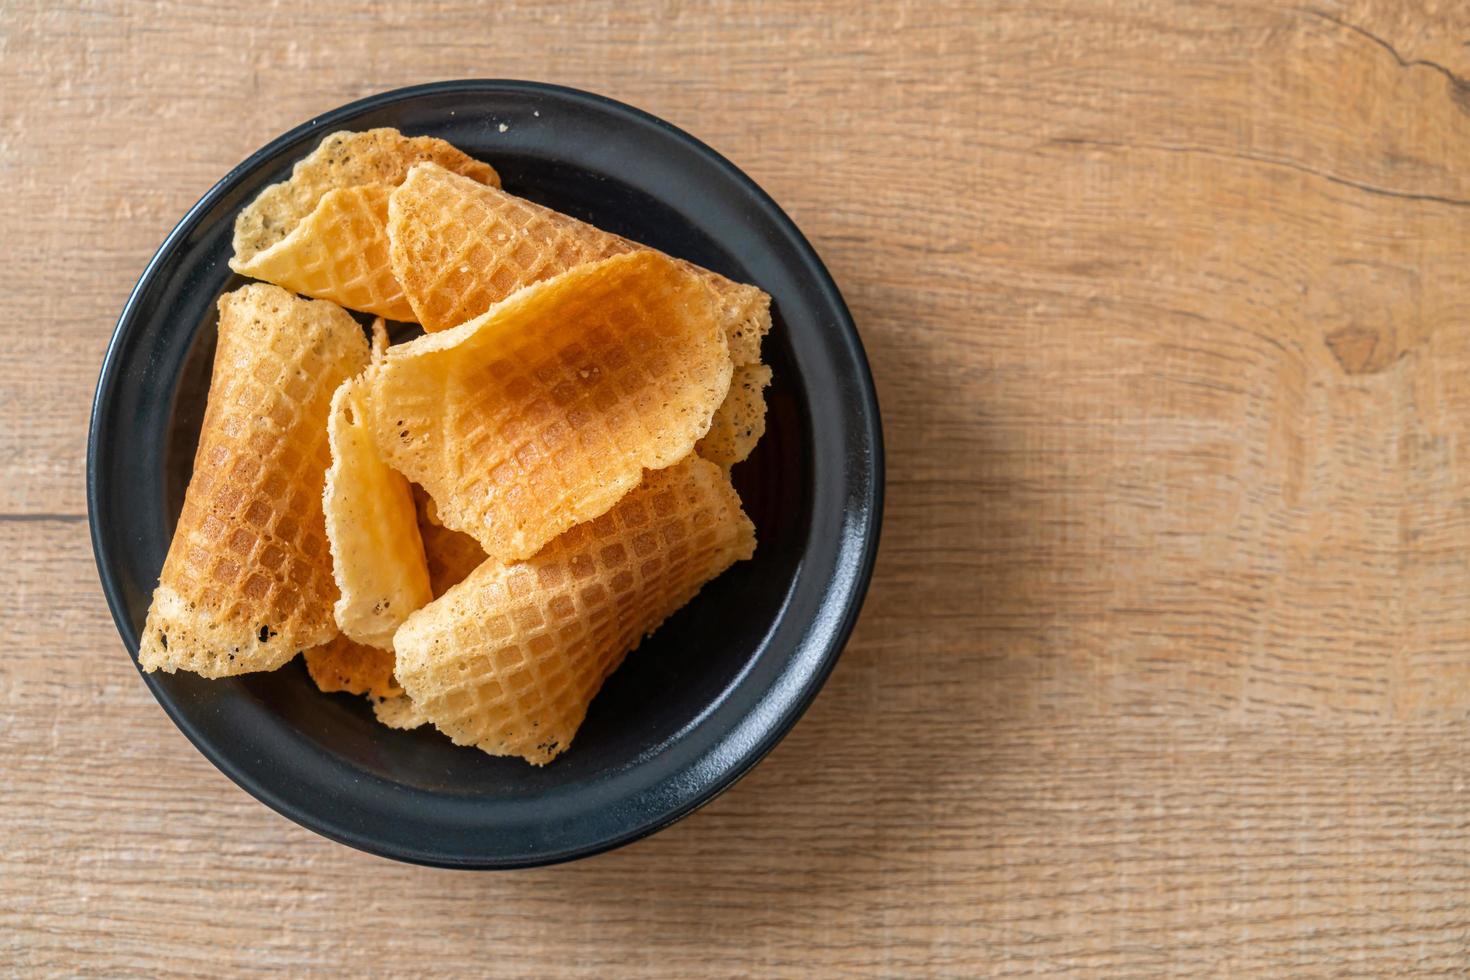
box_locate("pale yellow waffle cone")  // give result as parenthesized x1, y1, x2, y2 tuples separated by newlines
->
(373, 695, 429, 730)
(392, 456, 756, 765)
(138, 285, 371, 677)
(387, 162, 770, 365)
(234, 186, 415, 320)
(230, 129, 499, 319)
(323, 338, 433, 649)
(368, 251, 732, 563)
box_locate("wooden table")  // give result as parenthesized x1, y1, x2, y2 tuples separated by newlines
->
(7, 1, 1470, 974)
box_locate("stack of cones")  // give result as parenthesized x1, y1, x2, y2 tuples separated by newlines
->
(140, 128, 771, 765)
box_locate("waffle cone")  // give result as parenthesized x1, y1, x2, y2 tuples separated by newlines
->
(304, 634, 402, 699)
(138, 284, 371, 677)
(696, 362, 773, 467)
(368, 251, 732, 563)
(230, 130, 499, 319)
(387, 162, 770, 365)
(233, 186, 415, 320)
(324, 371, 433, 650)
(373, 695, 429, 730)
(393, 456, 756, 764)
(413, 485, 487, 597)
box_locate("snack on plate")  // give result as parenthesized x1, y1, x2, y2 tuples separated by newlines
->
(413, 485, 487, 598)
(323, 320, 433, 649)
(145, 129, 769, 763)
(387, 162, 771, 365)
(696, 362, 773, 467)
(369, 251, 732, 562)
(138, 284, 370, 677)
(392, 456, 756, 765)
(230, 130, 499, 320)
(304, 634, 402, 699)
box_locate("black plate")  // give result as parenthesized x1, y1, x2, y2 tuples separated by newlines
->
(88, 80, 883, 868)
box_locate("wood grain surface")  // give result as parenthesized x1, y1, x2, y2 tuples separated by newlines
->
(5, 0, 1470, 975)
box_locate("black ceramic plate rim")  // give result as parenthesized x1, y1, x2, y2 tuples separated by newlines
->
(88, 79, 883, 868)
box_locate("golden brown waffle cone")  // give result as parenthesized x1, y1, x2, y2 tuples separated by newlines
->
(138, 284, 371, 677)
(412, 485, 487, 597)
(230, 130, 499, 320)
(393, 456, 756, 765)
(368, 251, 732, 563)
(304, 634, 402, 699)
(324, 368, 433, 650)
(387, 162, 770, 365)
(696, 362, 773, 467)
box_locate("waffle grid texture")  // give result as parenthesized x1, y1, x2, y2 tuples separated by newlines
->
(139, 284, 370, 677)
(393, 456, 755, 764)
(230, 129, 499, 319)
(370, 251, 732, 563)
(235, 186, 414, 320)
(388, 162, 770, 367)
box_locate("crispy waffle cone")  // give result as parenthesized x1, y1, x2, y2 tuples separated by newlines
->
(373, 695, 429, 730)
(387, 162, 770, 365)
(369, 251, 732, 563)
(230, 130, 499, 319)
(413, 485, 487, 597)
(393, 456, 756, 765)
(324, 370, 433, 650)
(304, 634, 402, 699)
(234, 186, 415, 320)
(138, 284, 371, 677)
(696, 362, 773, 467)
